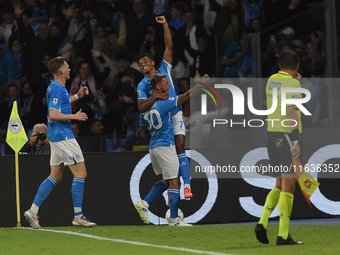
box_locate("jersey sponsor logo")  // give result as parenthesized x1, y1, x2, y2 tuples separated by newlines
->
(53, 98, 58, 104)
(268, 81, 282, 91)
(168, 97, 175, 100)
(291, 94, 299, 99)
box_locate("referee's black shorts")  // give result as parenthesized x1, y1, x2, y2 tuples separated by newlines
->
(267, 131, 303, 176)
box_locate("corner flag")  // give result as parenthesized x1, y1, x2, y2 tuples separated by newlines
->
(6, 101, 28, 152)
(5, 101, 27, 227)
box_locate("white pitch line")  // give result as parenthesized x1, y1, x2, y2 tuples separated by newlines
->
(20, 227, 233, 255)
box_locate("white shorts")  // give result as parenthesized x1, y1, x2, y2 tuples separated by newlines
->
(172, 111, 186, 136)
(149, 145, 179, 180)
(50, 139, 84, 166)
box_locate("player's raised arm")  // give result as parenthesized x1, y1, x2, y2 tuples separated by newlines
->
(176, 74, 209, 107)
(156, 16, 172, 64)
(176, 86, 196, 107)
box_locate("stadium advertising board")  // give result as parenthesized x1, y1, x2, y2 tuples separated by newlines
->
(0, 144, 339, 227)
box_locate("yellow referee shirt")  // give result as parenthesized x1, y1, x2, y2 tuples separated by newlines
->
(266, 71, 302, 133)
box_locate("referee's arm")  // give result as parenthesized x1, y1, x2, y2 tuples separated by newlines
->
(287, 107, 300, 158)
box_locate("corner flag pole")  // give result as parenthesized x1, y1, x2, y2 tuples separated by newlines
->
(6, 101, 28, 227)
(15, 147, 21, 227)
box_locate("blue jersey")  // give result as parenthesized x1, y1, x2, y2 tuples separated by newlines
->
(168, 19, 186, 30)
(140, 96, 178, 149)
(137, 59, 181, 117)
(46, 80, 75, 142)
(243, 1, 262, 26)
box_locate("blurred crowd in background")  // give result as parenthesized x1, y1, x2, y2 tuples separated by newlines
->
(0, 0, 336, 154)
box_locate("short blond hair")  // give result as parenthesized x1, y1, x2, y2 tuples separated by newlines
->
(48, 56, 65, 75)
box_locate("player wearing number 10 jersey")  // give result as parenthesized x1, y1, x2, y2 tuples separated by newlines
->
(136, 73, 202, 226)
(137, 16, 192, 199)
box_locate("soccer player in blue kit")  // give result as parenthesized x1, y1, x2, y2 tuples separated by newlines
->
(136, 16, 193, 203)
(24, 57, 97, 229)
(137, 73, 203, 226)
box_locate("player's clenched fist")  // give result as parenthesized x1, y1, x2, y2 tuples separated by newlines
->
(155, 16, 166, 24)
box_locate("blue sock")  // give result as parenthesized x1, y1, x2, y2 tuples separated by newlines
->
(178, 153, 190, 186)
(72, 177, 85, 217)
(144, 180, 169, 205)
(169, 189, 180, 218)
(33, 176, 57, 207)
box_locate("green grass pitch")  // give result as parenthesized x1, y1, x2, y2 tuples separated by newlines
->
(1, 225, 340, 255)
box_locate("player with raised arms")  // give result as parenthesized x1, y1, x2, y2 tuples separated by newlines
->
(136, 16, 193, 214)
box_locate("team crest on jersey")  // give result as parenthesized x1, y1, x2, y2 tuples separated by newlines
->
(137, 90, 141, 96)
(268, 81, 281, 91)
(53, 98, 58, 104)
